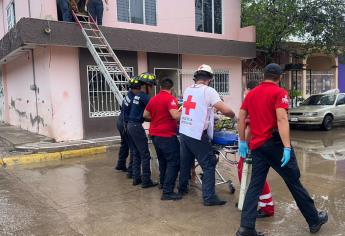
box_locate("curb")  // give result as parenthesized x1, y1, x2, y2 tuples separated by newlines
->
(1, 146, 112, 166)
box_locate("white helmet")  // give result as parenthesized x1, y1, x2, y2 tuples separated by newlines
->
(194, 64, 214, 80)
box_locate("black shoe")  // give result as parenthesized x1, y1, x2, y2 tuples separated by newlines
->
(161, 192, 182, 201)
(133, 179, 142, 186)
(178, 189, 189, 196)
(203, 196, 227, 206)
(142, 181, 158, 189)
(236, 227, 265, 236)
(256, 209, 271, 218)
(127, 173, 133, 179)
(309, 211, 328, 234)
(115, 165, 127, 172)
(158, 183, 163, 190)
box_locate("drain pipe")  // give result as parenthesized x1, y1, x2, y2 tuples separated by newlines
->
(30, 49, 39, 133)
(28, 0, 31, 18)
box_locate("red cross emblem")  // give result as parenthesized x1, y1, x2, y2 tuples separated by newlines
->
(183, 95, 196, 115)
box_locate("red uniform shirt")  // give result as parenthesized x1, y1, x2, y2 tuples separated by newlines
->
(145, 90, 178, 137)
(241, 82, 289, 150)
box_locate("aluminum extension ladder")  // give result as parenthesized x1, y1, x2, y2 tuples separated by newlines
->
(72, 11, 130, 105)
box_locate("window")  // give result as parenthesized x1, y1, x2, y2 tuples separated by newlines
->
(7, 1, 15, 30)
(195, 0, 222, 34)
(336, 94, 345, 106)
(117, 0, 157, 25)
(87, 65, 134, 118)
(210, 70, 229, 96)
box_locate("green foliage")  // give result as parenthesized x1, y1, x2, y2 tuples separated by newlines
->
(241, 0, 345, 59)
(288, 89, 303, 98)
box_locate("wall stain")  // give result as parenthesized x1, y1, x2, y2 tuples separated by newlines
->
(30, 113, 45, 127)
(10, 97, 27, 117)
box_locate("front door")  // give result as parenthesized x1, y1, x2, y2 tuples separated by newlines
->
(154, 68, 181, 97)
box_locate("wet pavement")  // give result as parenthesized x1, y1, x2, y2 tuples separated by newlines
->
(1, 128, 345, 235)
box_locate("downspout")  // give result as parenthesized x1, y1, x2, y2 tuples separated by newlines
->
(31, 49, 39, 133)
(28, 0, 31, 17)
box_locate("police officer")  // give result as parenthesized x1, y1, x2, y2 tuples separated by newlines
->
(144, 78, 182, 201)
(127, 72, 158, 188)
(114, 79, 136, 178)
(236, 63, 328, 236)
(178, 64, 235, 206)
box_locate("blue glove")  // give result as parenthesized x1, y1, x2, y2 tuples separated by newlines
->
(238, 141, 249, 159)
(281, 147, 291, 167)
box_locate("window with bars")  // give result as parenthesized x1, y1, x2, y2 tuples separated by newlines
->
(7, 1, 15, 30)
(195, 0, 222, 34)
(117, 0, 157, 25)
(87, 65, 134, 118)
(210, 70, 229, 96)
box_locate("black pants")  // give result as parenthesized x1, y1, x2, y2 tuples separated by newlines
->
(179, 132, 217, 201)
(241, 133, 319, 229)
(116, 119, 132, 173)
(152, 136, 180, 194)
(127, 122, 152, 183)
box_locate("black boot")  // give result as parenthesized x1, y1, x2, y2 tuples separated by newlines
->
(256, 209, 272, 218)
(161, 192, 182, 201)
(203, 195, 227, 206)
(236, 227, 265, 236)
(142, 180, 158, 189)
(309, 211, 328, 234)
(115, 165, 127, 172)
(133, 178, 142, 186)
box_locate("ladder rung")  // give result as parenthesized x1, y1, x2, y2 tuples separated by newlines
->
(88, 36, 103, 39)
(93, 44, 108, 48)
(75, 13, 89, 18)
(98, 53, 112, 56)
(84, 28, 100, 32)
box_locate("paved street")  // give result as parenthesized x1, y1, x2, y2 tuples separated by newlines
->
(1, 128, 345, 236)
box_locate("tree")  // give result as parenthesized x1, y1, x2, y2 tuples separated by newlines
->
(241, 0, 345, 61)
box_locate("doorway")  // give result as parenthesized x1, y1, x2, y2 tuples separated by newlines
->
(154, 68, 181, 97)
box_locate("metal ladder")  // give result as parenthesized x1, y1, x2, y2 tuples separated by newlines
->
(72, 11, 130, 105)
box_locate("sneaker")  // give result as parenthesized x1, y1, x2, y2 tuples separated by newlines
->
(161, 192, 182, 201)
(132, 179, 142, 186)
(236, 227, 265, 236)
(203, 196, 227, 206)
(309, 211, 328, 234)
(257, 209, 272, 218)
(142, 181, 158, 189)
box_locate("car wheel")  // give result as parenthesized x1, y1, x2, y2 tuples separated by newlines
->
(322, 115, 333, 131)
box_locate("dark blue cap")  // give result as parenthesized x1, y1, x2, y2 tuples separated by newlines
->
(264, 63, 283, 76)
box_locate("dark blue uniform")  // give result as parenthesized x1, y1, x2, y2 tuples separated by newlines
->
(87, 0, 104, 25)
(57, 0, 73, 22)
(115, 91, 135, 175)
(127, 91, 153, 184)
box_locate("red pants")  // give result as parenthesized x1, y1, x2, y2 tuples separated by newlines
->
(238, 158, 275, 216)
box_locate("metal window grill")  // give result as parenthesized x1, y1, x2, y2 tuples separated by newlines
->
(87, 65, 133, 118)
(180, 69, 230, 96)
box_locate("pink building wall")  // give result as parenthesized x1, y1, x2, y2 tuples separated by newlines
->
(3, 46, 83, 141)
(0, 0, 255, 42)
(181, 55, 243, 114)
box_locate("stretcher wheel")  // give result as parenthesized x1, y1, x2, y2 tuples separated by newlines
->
(229, 182, 235, 194)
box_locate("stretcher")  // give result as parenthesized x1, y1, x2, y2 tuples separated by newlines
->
(194, 131, 239, 194)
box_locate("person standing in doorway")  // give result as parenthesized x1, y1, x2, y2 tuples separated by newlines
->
(144, 78, 182, 201)
(236, 63, 328, 236)
(178, 64, 236, 206)
(57, 0, 78, 22)
(85, 0, 108, 25)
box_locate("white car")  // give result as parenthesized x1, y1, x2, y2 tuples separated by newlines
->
(288, 92, 345, 130)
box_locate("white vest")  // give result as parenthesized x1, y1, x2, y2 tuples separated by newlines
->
(179, 85, 214, 140)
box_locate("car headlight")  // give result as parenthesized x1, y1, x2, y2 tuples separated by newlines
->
(303, 112, 318, 117)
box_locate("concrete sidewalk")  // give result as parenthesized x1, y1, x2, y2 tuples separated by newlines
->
(0, 123, 121, 165)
